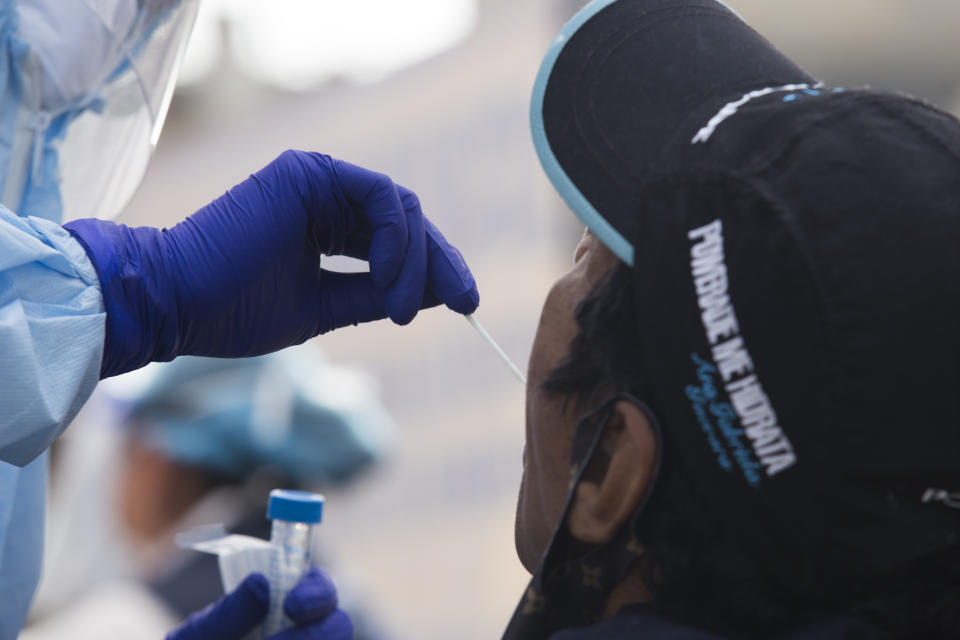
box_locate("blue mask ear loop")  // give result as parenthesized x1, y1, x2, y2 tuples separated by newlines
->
(502, 392, 664, 640)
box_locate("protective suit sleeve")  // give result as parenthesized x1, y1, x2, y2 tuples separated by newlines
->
(0, 205, 105, 466)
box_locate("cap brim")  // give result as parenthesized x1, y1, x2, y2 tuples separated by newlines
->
(530, 0, 814, 265)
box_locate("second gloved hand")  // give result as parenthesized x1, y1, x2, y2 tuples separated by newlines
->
(64, 151, 479, 378)
(166, 568, 353, 640)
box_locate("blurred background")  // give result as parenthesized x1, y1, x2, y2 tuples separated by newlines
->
(24, 0, 960, 638)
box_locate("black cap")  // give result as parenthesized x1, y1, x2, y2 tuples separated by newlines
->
(532, 0, 960, 585)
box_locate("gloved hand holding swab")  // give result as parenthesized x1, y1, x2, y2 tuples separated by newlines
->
(465, 314, 527, 384)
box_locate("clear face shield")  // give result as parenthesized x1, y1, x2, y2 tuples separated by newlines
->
(7, 0, 199, 222)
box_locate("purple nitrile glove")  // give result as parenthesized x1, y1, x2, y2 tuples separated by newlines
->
(64, 150, 479, 378)
(166, 568, 353, 640)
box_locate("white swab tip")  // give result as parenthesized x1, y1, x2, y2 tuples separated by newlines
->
(465, 314, 527, 385)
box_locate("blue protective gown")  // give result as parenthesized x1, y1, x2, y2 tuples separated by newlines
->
(0, 205, 104, 638)
(0, 0, 196, 634)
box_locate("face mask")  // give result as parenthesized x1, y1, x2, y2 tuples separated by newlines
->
(0, 0, 199, 223)
(502, 393, 663, 640)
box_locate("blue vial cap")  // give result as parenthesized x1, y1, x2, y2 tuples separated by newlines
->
(267, 489, 324, 523)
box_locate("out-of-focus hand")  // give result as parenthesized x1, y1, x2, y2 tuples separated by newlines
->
(268, 567, 354, 640)
(64, 150, 479, 378)
(166, 568, 353, 640)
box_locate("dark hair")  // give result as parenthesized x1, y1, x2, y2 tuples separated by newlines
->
(544, 262, 960, 638)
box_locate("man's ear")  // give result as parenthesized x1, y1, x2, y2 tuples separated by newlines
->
(566, 399, 657, 544)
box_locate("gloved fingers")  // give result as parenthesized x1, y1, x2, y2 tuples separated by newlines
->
(332, 159, 408, 288)
(283, 567, 338, 625)
(340, 227, 373, 262)
(166, 573, 269, 640)
(316, 270, 389, 333)
(424, 216, 480, 314)
(420, 289, 442, 310)
(383, 186, 427, 325)
(267, 610, 354, 640)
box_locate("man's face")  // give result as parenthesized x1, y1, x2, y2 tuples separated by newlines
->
(515, 228, 621, 572)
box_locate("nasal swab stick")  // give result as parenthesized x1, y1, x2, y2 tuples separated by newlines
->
(465, 314, 527, 385)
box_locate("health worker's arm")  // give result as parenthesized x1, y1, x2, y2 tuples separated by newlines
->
(64, 151, 479, 379)
(0, 151, 478, 465)
(0, 207, 105, 467)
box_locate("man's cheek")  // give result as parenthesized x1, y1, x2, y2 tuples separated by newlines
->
(514, 470, 538, 572)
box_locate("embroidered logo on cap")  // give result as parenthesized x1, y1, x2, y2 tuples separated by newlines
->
(683, 219, 797, 485)
(922, 488, 960, 509)
(690, 83, 849, 144)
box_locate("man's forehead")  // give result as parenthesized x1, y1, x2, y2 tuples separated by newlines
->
(579, 232, 624, 285)
(575, 227, 599, 251)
